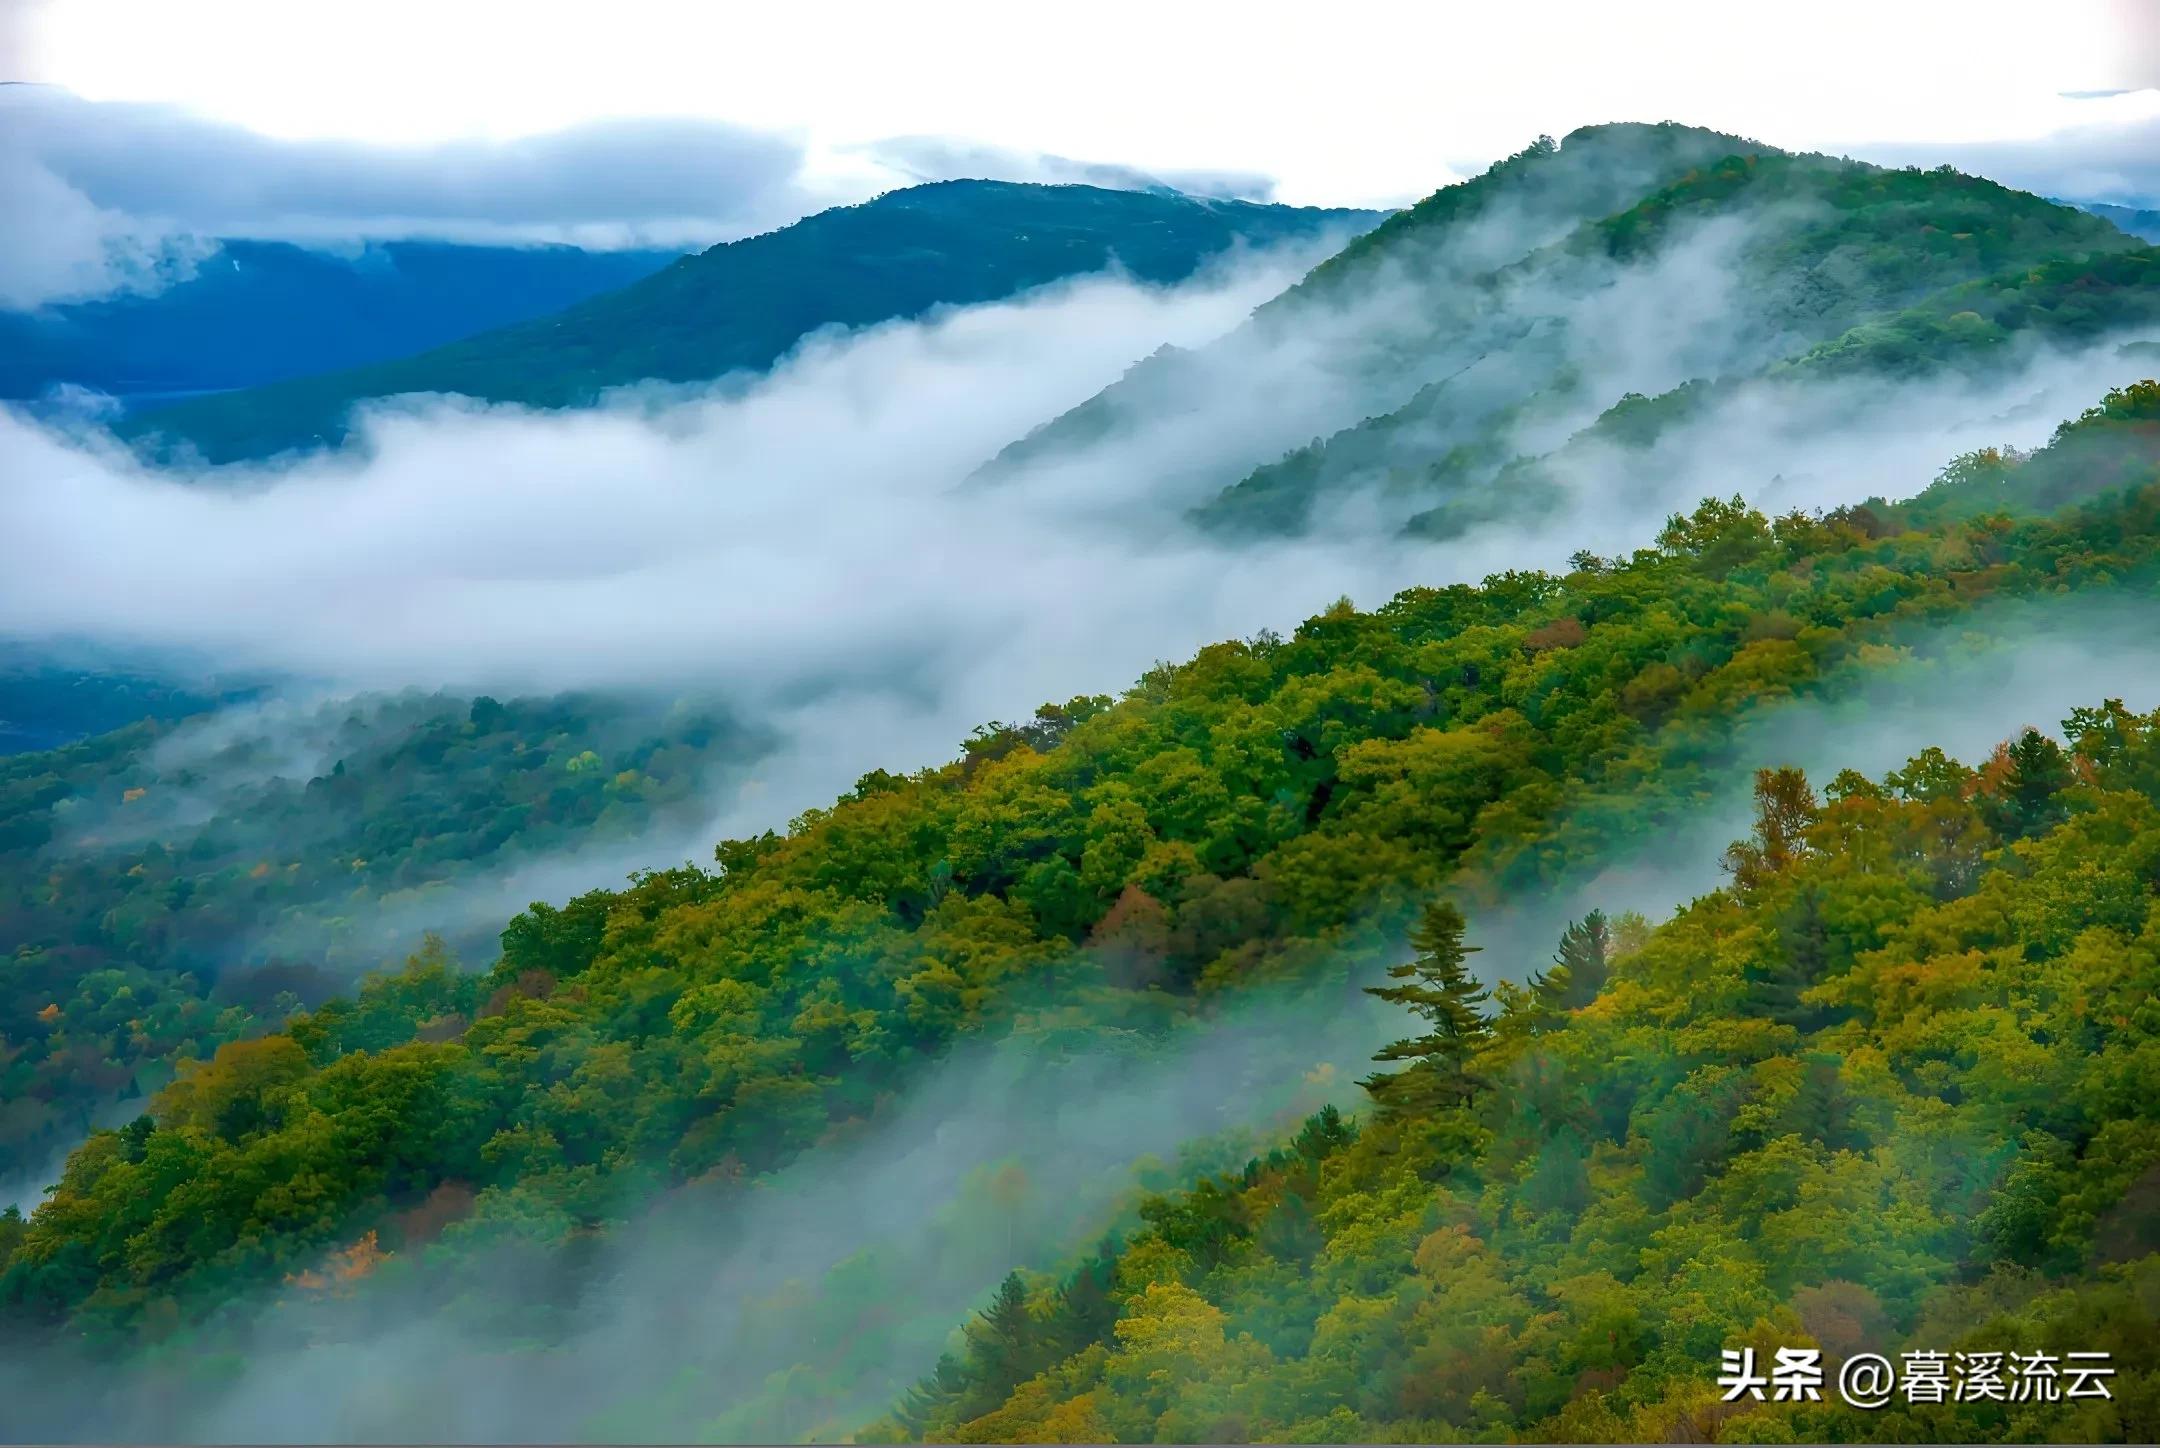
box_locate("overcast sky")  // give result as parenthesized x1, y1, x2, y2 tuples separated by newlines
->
(8, 0, 2160, 206)
(4, 0, 2160, 309)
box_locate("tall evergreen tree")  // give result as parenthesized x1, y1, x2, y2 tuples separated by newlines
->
(892, 1352, 971, 1439)
(1531, 909, 1611, 1011)
(1986, 727, 2076, 839)
(1361, 900, 1491, 1114)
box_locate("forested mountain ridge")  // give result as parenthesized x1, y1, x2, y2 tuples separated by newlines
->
(0, 239, 681, 403)
(3, 381, 2158, 1438)
(115, 182, 1382, 464)
(1190, 140, 2142, 538)
(966, 123, 2145, 548)
(968, 124, 1770, 487)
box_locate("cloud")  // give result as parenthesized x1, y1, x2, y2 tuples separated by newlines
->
(2100, 0, 2160, 92)
(851, 134, 1281, 201)
(1, 244, 1384, 833)
(0, 1, 53, 80)
(0, 132, 216, 308)
(1855, 103, 2160, 210)
(0, 85, 827, 307)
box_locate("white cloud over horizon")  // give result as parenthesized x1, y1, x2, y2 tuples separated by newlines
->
(11, 0, 2160, 210)
(0, 85, 843, 307)
(2, 0, 2158, 310)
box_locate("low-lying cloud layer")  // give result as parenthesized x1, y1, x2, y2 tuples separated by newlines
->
(3, 245, 1400, 835)
(7, 208, 2160, 850)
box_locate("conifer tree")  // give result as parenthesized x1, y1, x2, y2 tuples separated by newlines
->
(1987, 727, 2075, 839)
(1531, 909, 1610, 1011)
(1361, 900, 1491, 1113)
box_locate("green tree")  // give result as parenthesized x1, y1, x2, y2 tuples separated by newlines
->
(1531, 909, 1610, 1010)
(1361, 900, 1491, 1113)
(1984, 726, 2075, 839)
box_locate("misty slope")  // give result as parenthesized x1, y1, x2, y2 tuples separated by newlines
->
(0, 239, 680, 403)
(4, 382, 2159, 1439)
(1201, 158, 2150, 539)
(0, 692, 761, 1187)
(116, 182, 1382, 463)
(966, 124, 2145, 541)
(0, 643, 256, 756)
(895, 710, 2160, 1445)
(969, 123, 1765, 491)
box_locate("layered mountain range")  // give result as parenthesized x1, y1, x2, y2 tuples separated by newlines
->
(3, 124, 2159, 1444)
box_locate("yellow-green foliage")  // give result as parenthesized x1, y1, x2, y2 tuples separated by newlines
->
(903, 706, 2160, 1444)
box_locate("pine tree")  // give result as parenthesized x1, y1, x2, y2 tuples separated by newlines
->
(1987, 727, 2074, 839)
(1531, 910, 1610, 1011)
(891, 1352, 971, 1439)
(946, 1271, 1046, 1425)
(1361, 900, 1491, 1114)
(1051, 1242, 1120, 1355)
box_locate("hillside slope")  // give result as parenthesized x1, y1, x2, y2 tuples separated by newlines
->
(2081, 200, 2160, 244)
(1195, 154, 2148, 538)
(967, 123, 1769, 491)
(0, 691, 761, 1188)
(897, 698, 2160, 1444)
(118, 182, 1382, 463)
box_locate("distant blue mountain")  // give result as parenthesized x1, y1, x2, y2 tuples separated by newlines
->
(120, 181, 1383, 462)
(0, 642, 263, 756)
(2073, 199, 2160, 244)
(0, 238, 681, 403)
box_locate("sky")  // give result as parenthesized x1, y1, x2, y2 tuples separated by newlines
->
(6, 0, 2160, 211)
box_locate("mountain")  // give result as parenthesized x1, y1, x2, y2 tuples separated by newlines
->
(894, 672, 2160, 1443)
(117, 182, 1385, 463)
(0, 643, 253, 756)
(0, 239, 681, 404)
(971, 124, 2145, 541)
(968, 123, 1770, 491)
(2079, 199, 2160, 243)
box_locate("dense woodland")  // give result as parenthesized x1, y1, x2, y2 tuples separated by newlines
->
(1189, 134, 2153, 538)
(889, 716, 2160, 1443)
(0, 693, 752, 1188)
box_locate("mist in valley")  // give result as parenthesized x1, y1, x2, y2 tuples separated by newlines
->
(5, 585, 2155, 1441)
